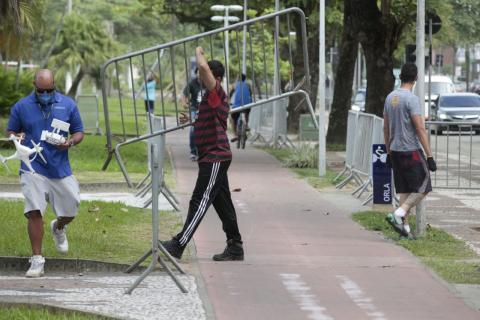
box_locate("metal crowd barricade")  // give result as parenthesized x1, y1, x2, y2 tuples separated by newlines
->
(247, 95, 291, 147)
(336, 111, 384, 205)
(100, 7, 317, 294)
(334, 111, 359, 186)
(76, 94, 102, 135)
(426, 121, 480, 189)
(135, 114, 180, 211)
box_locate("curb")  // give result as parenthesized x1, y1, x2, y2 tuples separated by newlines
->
(0, 256, 144, 273)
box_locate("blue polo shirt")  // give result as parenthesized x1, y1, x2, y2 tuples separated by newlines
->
(7, 91, 84, 178)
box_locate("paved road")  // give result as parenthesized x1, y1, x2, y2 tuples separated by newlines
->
(168, 129, 479, 320)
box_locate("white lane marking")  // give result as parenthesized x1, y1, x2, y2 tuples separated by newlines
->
(279, 273, 334, 320)
(234, 199, 249, 214)
(336, 275, 386, 320)
(222, 271, 239, 296)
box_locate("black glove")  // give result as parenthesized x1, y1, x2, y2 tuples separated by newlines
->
(386, 153, 392, 167)
(427, 156, 437, 172)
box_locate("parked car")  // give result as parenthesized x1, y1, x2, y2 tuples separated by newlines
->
(416, 75, 456, 118)
(351, 88, 366, 112)
(430, 93, 480, 134)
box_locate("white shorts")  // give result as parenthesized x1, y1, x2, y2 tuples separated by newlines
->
(20, 173, 80, 218)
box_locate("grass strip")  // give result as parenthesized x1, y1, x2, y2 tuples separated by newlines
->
(352, 210, 480, 284)
(0, 200, 183, 264)
(0, 304, 111, 320)
(261, 146, 342, 189)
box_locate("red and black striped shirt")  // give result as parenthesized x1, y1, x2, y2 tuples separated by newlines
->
(193, 81, 232, 163)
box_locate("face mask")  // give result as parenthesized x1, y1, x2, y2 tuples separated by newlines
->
(37, 91, 54, 105)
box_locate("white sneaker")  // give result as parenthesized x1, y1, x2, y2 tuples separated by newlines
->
(51, 219, 68, 253)
(25, 255, 45, 278)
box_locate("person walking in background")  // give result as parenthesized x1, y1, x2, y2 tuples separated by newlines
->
(383, 63, 437, 238)
(162, 47, 244, 262)
(229, 73, 252, 142)
(7, 69, 84, 277)
(143, 74, 157, 113)
(181, 68, 202, 161)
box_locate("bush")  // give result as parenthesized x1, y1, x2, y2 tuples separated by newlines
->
(0, 68, 34, 116)
(284, 143, 318, 168)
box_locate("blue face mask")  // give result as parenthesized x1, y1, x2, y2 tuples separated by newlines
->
(36, 91, 54, 105)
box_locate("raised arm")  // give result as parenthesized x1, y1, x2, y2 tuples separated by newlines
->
(196, 47, 216, 91)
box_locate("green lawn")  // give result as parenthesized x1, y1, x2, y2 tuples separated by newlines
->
(352, 211, 480, 285)
(0, 304, 110, 320)
(99, 97, 182, 137)
(0, 200, 184, 263)
(0, 134, 174, 186)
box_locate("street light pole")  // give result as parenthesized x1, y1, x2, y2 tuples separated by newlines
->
(416, 0, 426, 236)
(242, 0, 248, 74)
(211, 4, 243, 90)
(318, 0, 326, 177)
(225, 7, 230, 88)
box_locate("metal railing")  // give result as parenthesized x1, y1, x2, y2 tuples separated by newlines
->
(336, 116, 480, 208)
(100, 7, 317, 294)
(334, 111, 384, 205)
(426, 121, 480, 189)
(100, 7, 313, 175)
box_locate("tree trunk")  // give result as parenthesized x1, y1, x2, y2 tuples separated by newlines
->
(67, 67, 84, 98)
(362, 45, 395, 116)
(40, 1, 69, 69)
(326, 0, 358, 145)
(356, 0, 402, 116)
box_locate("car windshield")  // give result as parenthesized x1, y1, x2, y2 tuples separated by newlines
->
(429, 82, 454, 95)
(439, 95, 480, 108)
(354, 91, 365, 103)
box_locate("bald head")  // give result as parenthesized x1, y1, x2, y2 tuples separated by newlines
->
(34, 69, 55, 90)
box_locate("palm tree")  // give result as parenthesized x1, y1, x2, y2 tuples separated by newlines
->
(49, 13, 118, 97)
(0, 1, 39, 66)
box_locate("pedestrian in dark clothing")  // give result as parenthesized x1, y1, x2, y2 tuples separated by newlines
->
(162, 47, 244, 261)
(181, 68, 202, 160)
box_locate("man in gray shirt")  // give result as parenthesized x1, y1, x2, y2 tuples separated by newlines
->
(383, 63, 437, 237)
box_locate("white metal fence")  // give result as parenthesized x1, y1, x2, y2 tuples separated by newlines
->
(335, 114, 480, 206)
(248, 95, 290, 146)
(334, 111, 384, 205)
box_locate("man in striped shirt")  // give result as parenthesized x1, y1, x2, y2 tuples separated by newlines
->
(162, 46, 244, 261)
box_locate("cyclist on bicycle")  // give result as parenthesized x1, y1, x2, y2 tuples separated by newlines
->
(229, 73, 252, 142)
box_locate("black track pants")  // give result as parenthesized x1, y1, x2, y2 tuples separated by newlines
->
(175, 161, 242, 247)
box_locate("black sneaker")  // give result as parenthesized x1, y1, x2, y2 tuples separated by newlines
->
(160, 239, 184, 259)
(212, 240, 244, 261)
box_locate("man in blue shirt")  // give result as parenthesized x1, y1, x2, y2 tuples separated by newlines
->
(229, 74, 252, 142)
(7, 69, 84, 277)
